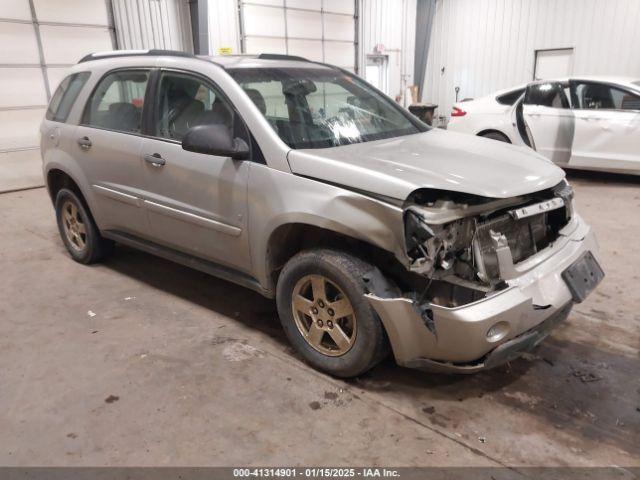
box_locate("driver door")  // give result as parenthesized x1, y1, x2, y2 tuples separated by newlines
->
(521, 81, 574, 165)
(139, 69, 252, 273)
(568, 80, 640, 172)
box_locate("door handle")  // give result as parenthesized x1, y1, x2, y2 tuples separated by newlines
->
(144, 153, 166, 167)
(77, 136, 92, 150)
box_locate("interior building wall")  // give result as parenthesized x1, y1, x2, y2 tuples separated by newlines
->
(359, 0, 417, 105)
(421, 0, 640, 121)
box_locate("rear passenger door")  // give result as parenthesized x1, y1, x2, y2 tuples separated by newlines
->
(139, 69, 252, 272)
(76, 69, 151, 235)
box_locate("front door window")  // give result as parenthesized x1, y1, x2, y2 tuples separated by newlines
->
(155, 71, 237, 142)
(571, 82, 640, 111)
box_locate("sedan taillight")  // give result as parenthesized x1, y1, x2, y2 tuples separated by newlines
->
(451, 106, 467, 117)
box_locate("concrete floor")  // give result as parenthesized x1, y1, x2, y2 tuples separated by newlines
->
(1, 172, 638, 467)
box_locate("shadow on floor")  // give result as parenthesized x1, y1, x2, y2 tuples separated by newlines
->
(104, 245, 285, 346)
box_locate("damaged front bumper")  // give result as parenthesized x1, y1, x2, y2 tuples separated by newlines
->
(366, 214, 601, 373)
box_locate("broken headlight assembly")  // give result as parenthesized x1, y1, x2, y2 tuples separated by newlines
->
(403, 182, 574, 297)
(404, 206, 475, 279)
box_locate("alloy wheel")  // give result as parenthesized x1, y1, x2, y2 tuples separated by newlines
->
(291, 274, 357, 356)
(61, 200, 87, 252)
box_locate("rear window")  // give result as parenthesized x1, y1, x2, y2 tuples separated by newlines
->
(82, 70, 149, 134)
(46, 72, 90, 122)
(496, 88, 525, 105)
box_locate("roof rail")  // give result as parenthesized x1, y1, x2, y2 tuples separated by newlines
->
(78, 49, 195, 63)
(257, 53, 309, 62)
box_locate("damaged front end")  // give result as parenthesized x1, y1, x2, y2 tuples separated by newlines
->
(365, 180, 599, 372)
(403, 180, 574, 302)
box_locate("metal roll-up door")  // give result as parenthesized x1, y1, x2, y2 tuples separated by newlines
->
(0, 0, 115, 190)
(238, 0, 358, 72)
(0, 0, 115, 153)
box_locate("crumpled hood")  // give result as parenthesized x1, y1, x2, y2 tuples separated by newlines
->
(287, 129, 565, 200)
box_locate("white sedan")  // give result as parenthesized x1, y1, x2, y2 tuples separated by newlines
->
(447, 76, 640, 175)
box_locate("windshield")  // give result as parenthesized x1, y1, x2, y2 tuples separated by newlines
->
(228, 67, 427, 149)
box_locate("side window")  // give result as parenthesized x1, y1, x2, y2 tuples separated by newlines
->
(524, 82, 569, 108)
(496, 88, 525, 105)
(155, 71, 240, 142)
(46, 72, 90, 122)
(83, 70, 149, 133)
(572, 82, 640, 111)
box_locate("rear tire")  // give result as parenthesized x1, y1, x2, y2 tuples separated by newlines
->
(55, 188, 114, 264)
(276, 249, 388, 378)
(480, 131, 510, 143)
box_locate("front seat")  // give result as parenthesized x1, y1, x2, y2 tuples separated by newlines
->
(243, 88, 279, 132)
(162, 79, 204, 140)
(243, 88, 267, 115)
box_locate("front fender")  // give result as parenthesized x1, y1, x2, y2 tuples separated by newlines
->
(247, 164, 407, 293)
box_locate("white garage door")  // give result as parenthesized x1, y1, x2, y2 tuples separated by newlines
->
(0, 0, 114, 153)
(239, 0, 357, 72)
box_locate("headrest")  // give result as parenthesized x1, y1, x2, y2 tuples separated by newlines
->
(243, 88, 267, 114)
(108, 102, 138, 116)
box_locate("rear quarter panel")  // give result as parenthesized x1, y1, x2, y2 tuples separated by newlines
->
(447, 96, 519, 143)
(41, 119, 97, 211)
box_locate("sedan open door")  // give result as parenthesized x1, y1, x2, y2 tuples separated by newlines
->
(516, 81, 575, 165)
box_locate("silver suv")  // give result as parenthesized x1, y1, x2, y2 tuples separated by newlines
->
(41, 50, 604, 377)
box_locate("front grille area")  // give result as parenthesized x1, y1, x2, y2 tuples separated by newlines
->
(473, 204, 569, 281)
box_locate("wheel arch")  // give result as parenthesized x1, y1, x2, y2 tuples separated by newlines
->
(46, 168, 84, 203)
(45, 167, 99, 226)
(263, 221, 407, 296)
(477, 129, 512, 143)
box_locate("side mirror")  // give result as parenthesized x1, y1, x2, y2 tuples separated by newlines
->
(182, 124, 250, 160)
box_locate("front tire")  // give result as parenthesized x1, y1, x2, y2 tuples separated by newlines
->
(276, 249, 388, 378)
(55, 188, 113, 264)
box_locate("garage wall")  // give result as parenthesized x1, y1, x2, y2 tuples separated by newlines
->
(111, 0, 193, 51)
(359, 0, 417, 105)
(421, 0, 640, 120)
(0, 0, 115, 152)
